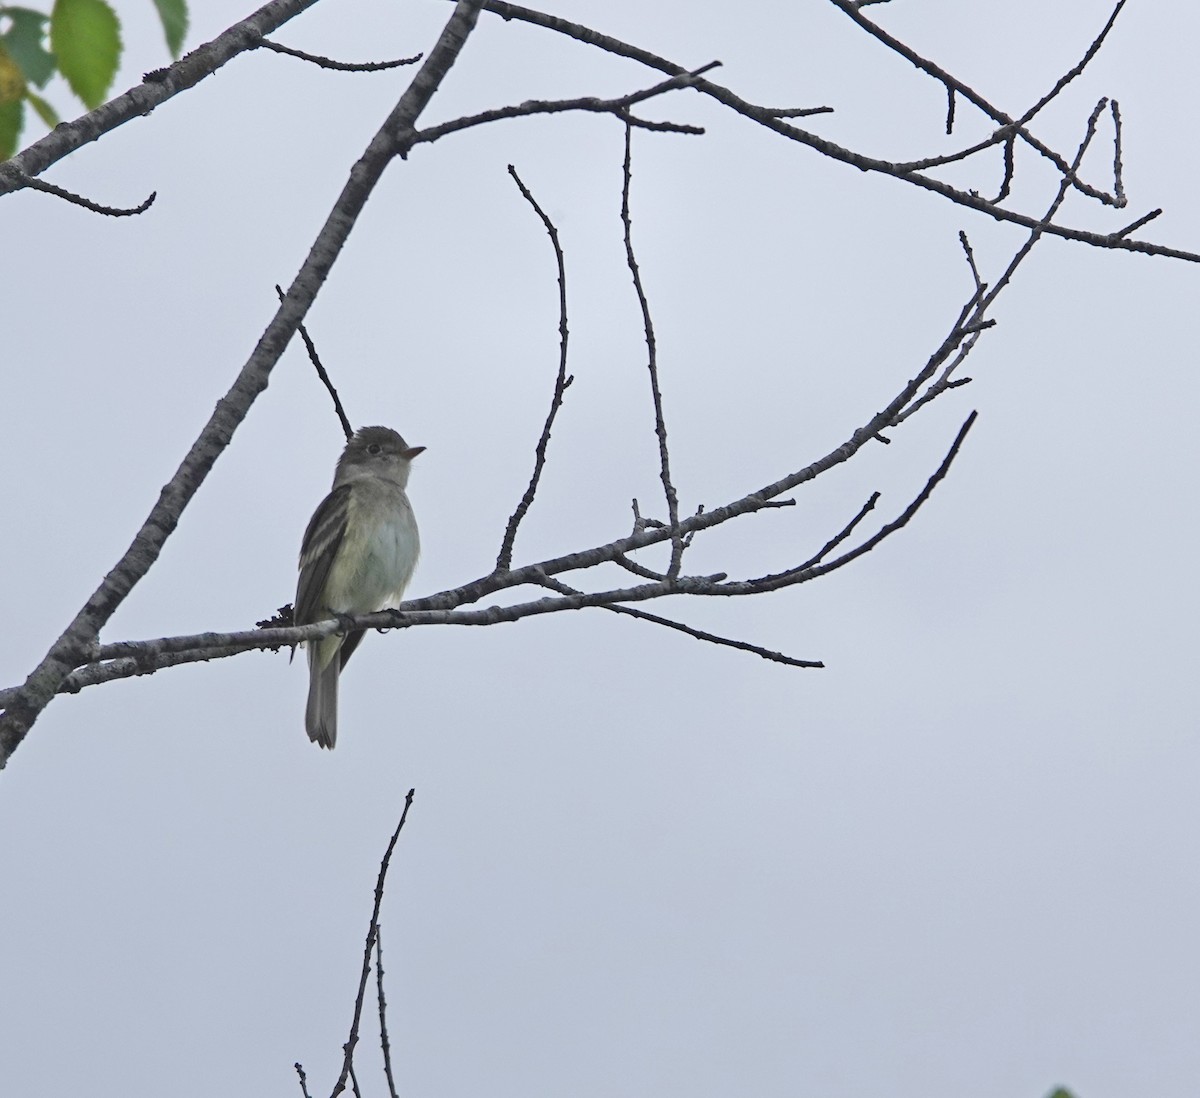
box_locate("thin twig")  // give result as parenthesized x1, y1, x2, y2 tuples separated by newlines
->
(275, 285, 354, 440)
(602, 603, 823, 668)
(958, 231, 984, 294)
(1017, 1, 1126, 129)
(1110, 99, 1125, 205)
(1109, 208, 1161, 240)
(376, 931, 400, 1098)
(495, 165, 573, 571)
(992, 133, 1015, 204)
(406, 67, 714, 151)
(258, 38, 422, 71)
(795, 492, 881, 570)
(294, 1063, 312, 1098)
(621, 122, 683, 577)
(331, 790, 417, 1098)
(14, 172, 155, 215)
(533, 573, 822, 668)
(613, 553, 667, 581)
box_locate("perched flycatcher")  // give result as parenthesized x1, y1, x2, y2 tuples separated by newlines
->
(295, 426, 423, 748)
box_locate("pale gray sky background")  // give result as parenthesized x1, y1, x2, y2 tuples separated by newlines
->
(2, 2, 1199, 1096)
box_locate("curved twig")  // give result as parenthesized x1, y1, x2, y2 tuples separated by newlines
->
(13, 173, 155, 215)
(258, 38, 422, 71)
(495, 164, 573, 571)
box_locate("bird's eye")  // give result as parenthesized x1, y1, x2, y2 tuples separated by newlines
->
(367, 443, 382, 455)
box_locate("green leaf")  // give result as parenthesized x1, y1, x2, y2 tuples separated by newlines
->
(1044, 1088, 1078, 1098)
(26, 86, 57, 127)
(50, 0, 121, 109)
(1, 7, 55, 88)
(151, 0, 186, 59)
(0, 95, 22, 159)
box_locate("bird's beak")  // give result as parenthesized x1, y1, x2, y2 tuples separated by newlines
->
(403, 445, 426, 460)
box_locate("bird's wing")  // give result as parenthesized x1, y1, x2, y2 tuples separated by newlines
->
(295, 483, 352, 625)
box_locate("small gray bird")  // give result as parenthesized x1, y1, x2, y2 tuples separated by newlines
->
(295, 426, 423, 748)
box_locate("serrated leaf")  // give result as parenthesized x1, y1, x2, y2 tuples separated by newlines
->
(151, 0, 186, 58)
(1, 7, 55, 87)
(26, 87, 58, 127)
(50, 0, 121, 109)
(0, 95, 22, 159)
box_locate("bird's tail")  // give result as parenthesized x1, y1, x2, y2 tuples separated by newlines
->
(305, 638, 341, 749)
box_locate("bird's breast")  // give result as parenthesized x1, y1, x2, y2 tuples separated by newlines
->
(325, 485, 420, 614)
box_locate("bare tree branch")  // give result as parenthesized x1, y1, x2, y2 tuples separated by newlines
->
(834, 0, 1128, 207)
(474, 2, 1200, 261)
(3, 0, 1191, 764)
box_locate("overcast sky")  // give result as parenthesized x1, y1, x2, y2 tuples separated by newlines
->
(3, 2, 1199, 1096)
